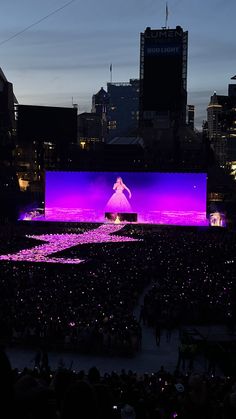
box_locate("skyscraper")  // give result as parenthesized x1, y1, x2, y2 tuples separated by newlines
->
(92, 87, 109, 118)
(207, 90, 236, 167)
(0, 67, 17, 164)
(139, 25, 188, 167)
(15, 105, 78, 192)
(107, 79, 139, 140)
(91, 87, 109, 143)
(0, 68, 19, 222)
(187, 105, 195, 130)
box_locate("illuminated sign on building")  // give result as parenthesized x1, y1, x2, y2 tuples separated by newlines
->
(145, 44, 182, 56)
(144, 29, 183, 39)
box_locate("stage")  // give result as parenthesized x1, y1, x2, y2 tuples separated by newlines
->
(1, 171, 210, 264)
(20, 207, 209, 227)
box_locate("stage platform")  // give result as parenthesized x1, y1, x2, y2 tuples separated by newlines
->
(20, 208, 209, 227)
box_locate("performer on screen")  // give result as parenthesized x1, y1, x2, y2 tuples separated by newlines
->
(105, 176, 132, 212)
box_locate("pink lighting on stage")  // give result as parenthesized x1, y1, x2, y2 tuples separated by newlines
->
(19, 171, 209, 226)
(210, 212, 226, 227)
(40, 171, 208, 226)
(0, 224, 140, 264)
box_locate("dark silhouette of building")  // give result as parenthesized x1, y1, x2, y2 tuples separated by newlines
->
(15, 104, 78, 194)
(17, 104, 77, 144)
(228, 83, 236, 98)
(78, 112, 104, 149)
(91, 87, 109, 143)
(139, 26, 188, 168)
(107, 79, 139, 140)
(0, 68, 17, 165)
(187, 105, 195, 130)
(0, 68, 19, 222)
(0, 166, 20, 223)
(76, 112, 105, 170)
(207, 89, 236, 168)
(104, 137, 144, 171)
(92, 87, 109, 118)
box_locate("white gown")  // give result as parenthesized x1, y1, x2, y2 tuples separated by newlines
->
(105, 185, 132, 212)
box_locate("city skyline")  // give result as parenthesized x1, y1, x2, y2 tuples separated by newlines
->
(0, 0, 235, 128)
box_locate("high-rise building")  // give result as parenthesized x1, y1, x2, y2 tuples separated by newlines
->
(92, 87, 109, 117)
(107, 79, 139, 140)
(91, 87, 109, 142)
(104, 137, 144, 171)
(187, 105, 195, 130)
(227, 84, 236, 172)
(0, 68, 18, 164)
(78, 112, 103, 149)
(0, 68, 19, 222)
(207, 93, 223, 140)
(15, 105, 78, 192)
(207, 90, 236, 167)
(139, 25, 188, 167)
(228, 84, 236, 98)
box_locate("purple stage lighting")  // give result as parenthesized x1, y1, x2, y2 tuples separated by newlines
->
(44, 171, 207, 226)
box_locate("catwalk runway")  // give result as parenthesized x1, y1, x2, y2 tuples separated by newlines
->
(0, 223, 140, 264)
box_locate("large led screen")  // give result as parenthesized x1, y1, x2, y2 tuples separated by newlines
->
(45, 171, 208, 226)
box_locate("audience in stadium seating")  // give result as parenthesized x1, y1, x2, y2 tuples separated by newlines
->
(1, 344, 236, 419)
(1, 223, 236, 417)
(0, 224, 235, 358)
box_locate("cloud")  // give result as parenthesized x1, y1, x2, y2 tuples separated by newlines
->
(1, 25, 139, 73)
(189, 36, 236, 64)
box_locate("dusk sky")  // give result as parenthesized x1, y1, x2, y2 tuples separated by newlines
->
(0, 0, 235, 128)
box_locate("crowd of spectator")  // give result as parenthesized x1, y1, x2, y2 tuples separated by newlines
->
(138, 226, 236, 329)
(0, 223, 236, 358)
(0, 223, 147, 355)
(1, 346, 236, 419)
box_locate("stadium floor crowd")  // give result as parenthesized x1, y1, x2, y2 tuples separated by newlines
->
(1, 222, 236, 418)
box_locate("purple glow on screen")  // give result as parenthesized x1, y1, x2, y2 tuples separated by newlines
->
(45, 171, 207, 226)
